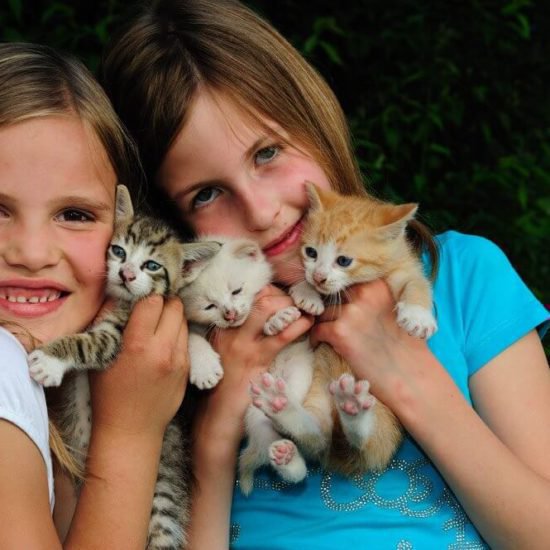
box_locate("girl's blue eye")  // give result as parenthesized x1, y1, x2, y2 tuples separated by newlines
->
(336, 255, 353, 267)
(144, 260, 162, 271)
(111, 245, 126, 260)
(192, 187, 221, 209)
(255, 145, 279, 166)
(304, 246, 317, 259)
(58, 209, 93, 222)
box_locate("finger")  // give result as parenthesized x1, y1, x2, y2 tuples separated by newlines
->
(155, 296, 186, 340)
(172, 323, 190, 378)
(318, 302, 346, 323)
(124, 294, 164, 337)
(243, 295, 297, 336)
(256, 284, 288, 299)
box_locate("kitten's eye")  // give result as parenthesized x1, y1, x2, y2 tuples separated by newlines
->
(205, 304, 216, 310)
(232, 288, 242, 295)
(192, 187, 221, 209)
(336, 255, 353, 267)
(304, 246, 318, 259)
(111, 245, 126, 261)
(143, 260, 162, 271)
(255, 145, 280, 166)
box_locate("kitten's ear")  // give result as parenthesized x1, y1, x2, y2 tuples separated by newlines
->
(181, 241, 221, 284)
(305, 181, 339, 212)
(377, 203, 418, 240)
(233, 240, 263, 261)
(115, 185, 134, 224)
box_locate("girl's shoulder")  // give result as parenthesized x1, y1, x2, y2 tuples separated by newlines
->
(0, 326, 28, 359)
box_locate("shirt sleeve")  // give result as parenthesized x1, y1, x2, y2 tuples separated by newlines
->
(435, 232, 549, 376)
(0, 327, 55, 510)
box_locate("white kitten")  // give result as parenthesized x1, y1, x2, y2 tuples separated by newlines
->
(179, 237, 323, 494)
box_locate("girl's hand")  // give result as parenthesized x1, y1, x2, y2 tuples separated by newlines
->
(193, 285, 313, 455)
(89, 295, 189, 438)
(310, 279, 431, 404)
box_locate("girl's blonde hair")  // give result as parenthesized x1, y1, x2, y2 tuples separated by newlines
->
(0, 42, 141, 477)
(103, 0, 437, 267)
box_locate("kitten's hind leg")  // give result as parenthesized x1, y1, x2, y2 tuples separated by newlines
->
(250, 373, 326, 454)
(330, 374, 402, 471)
(147, 421, 191, 550)
(269, 439, 307, 484)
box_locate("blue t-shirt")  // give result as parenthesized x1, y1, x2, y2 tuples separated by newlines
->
(229, 232, 549, 549)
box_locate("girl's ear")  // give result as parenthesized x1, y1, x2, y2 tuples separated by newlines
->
(377, 203, 418, 240)
(181, 241, 222, 284)
(115, 185, 134, 223)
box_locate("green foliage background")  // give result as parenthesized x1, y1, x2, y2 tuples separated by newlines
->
(1, 0, 548, 304)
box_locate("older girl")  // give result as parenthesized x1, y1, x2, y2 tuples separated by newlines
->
(0, 42, 189, 547)
(104, 1, 550, 548)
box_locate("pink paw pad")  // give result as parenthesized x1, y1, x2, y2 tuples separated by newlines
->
(329, 374, 375, 417)
(249, 373, 288, 414)
(269, 439, 296, 466)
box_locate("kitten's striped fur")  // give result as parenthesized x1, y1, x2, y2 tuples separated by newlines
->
(29, 186, 220, 550)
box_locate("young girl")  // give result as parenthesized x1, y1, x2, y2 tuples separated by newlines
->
(0, 42, 190, 547)
(103, 1, 550, 548)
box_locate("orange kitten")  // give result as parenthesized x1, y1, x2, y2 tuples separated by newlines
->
(292, 183, 435, 475)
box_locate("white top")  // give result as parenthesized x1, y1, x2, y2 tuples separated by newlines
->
(0, 327, 54, 511)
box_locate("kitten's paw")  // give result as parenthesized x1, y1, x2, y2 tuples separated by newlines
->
(190, 355, 224, 390)
(395, 302, 438, 339)
(269, 439, 307, 483)
(250, 373, 288, 416)
(329, 374, 375, 417)
(28, 350, 70, 387)
(264, 306, 301, 336)
(289, 281, 325, 316)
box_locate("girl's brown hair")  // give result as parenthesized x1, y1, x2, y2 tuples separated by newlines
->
(0, 42, 141, 476)
(103, 0, 437, 269)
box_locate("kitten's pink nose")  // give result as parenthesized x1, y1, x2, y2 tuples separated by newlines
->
(224, 309, 237, 322)
(120, 266, 136, 282)
(313, 272, 327, 285)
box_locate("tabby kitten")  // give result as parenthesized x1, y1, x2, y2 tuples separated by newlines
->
(28, 185, 220, 550)
(252, 183, 436, 477)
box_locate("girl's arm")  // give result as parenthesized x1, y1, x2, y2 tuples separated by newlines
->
(64, 295, 188, 548)
(0, 421, 62, 549)
(312, 279, 550, 549)
(188, 286, 313, 548)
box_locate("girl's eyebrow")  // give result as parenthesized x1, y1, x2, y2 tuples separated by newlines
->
(51, 195, 113, 212)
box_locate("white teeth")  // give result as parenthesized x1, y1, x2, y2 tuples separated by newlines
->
(2, 292, 61, 303)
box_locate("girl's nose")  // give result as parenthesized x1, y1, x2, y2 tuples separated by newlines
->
(241, 185, 281, 232)
(3, 223, 61, 271)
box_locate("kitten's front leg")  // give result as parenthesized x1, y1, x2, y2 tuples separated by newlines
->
(386, 268, 437, 339)
(188, 331, 224, 389)
(263, 306, 301, 336)
(289, 280, 325, 316)
(28, 318, 123, 387)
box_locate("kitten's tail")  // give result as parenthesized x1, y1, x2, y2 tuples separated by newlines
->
(238, 446, 258, 496)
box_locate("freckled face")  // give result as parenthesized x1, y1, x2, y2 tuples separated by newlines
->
(158, 92, 331, 286)
(0, 116, 116, 342)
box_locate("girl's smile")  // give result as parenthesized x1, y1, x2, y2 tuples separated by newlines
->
(159, 90, 331, 285)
